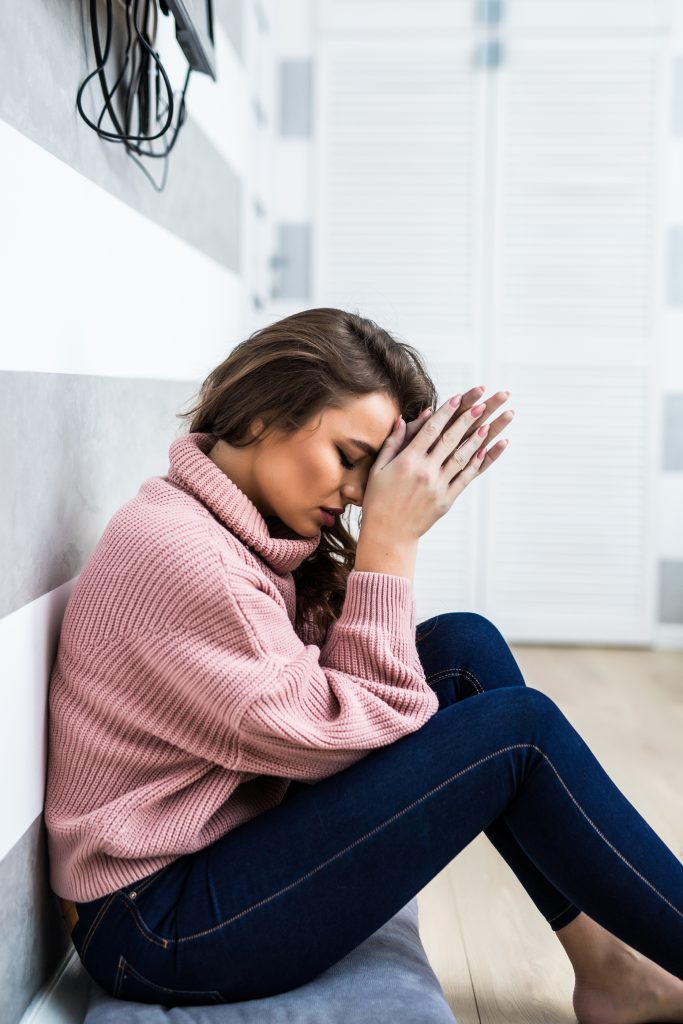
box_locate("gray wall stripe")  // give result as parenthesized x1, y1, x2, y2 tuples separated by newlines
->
(2, 372, 199, 621)
(668, 227, 683, 306)
(659, 560, 683, 624)
(673, 57, 683, 136)
(215, 0, 245, 62)
(663, 393, 683, 471)
(0, 0, 241, 274)
(275, 223, 311, 298)
(279, 59, 313, 137)
(0, 814, 70, 1024)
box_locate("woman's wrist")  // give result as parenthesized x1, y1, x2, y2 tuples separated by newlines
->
(354, 529, 418, 583)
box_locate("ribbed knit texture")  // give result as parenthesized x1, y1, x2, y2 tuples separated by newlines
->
(44, 432, 439, 902)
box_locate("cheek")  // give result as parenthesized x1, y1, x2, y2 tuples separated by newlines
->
(290, 448, 338, 495)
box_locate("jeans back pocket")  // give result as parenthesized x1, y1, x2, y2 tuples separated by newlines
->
(113, 954, 224, 1006)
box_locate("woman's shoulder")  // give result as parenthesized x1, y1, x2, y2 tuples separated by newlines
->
(59, 479, 268, 650)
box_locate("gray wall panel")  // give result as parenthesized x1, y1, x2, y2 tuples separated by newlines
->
(276, 223, 311, 298)
(215, 0, 245, 62)
(674, 57, 683, 136)
(659, 560, 683, 624)
(0, 0, 241, 274)
(663, 393, 683, 471)
(668, 227, 683, 306)
(0, 815, 70, 1024)
(1, 372, 200, 620)
(279, 60, 313, 137)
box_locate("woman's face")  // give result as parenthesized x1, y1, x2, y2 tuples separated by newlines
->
(211, 391, 401, 538)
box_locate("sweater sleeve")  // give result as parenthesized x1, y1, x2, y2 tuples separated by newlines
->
(109, 561, 439, 783)
(229, 569, 439, 780)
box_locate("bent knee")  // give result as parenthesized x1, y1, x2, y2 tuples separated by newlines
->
(438, 611, 509, 649)
(498, 684, 562, 724)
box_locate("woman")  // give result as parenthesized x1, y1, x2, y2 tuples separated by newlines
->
(45, 307, 683, 1021)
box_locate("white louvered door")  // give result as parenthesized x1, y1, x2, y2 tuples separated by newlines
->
(313, 6, 487, 621)
(486, 28, 667, 643)
(314, 1, 670, 642)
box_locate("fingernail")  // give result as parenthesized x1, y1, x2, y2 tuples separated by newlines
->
(449, 394, 462, 407)
(471, 403, 486, 417)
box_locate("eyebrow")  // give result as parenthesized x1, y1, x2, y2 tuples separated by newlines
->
(348, 438, 379, 458)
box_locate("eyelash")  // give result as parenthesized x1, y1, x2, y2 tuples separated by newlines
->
(336, 446, 355, 470)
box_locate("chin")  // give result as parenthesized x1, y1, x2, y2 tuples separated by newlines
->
(266, 511, 318, 540)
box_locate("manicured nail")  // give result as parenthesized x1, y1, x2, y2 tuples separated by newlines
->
(449, 394, 462, 407)
(470, 403, 486, 417)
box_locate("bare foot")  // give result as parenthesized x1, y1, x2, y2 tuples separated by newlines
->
(572, 942, 683, 1024)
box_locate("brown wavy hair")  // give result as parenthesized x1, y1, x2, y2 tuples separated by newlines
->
(177, 307, 438, 647)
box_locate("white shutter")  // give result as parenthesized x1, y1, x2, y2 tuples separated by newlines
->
(486, 34, 666, 642)
(314, 21, 486, 625)
(411, 360, 479, 625)
(313, 4, 670, 643)
(313, 33, 485, 354)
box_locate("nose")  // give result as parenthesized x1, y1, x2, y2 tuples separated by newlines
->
(342, 483, 364, 508)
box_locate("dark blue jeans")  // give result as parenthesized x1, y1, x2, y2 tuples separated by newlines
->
(65, 613, 683, 1005)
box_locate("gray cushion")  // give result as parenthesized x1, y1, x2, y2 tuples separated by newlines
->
(82, 896, 456, 1023)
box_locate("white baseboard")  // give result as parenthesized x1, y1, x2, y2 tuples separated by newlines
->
(20, 949, 91, 1024)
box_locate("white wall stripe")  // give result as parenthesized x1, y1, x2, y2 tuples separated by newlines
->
(0, 119, 245, 380)
(158, 15, 250, 180)
(0, 579, 76, 862)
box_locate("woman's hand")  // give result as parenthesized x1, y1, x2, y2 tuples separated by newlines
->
(361, 385, 515, 543)
(406, 386, 514, 473)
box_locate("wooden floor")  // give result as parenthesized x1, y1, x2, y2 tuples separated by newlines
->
(415, 644, 683, 1024)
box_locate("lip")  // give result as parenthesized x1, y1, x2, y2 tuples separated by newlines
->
(319, 507, 341, 526)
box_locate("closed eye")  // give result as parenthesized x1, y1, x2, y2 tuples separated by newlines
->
(335, 445, 355, 470)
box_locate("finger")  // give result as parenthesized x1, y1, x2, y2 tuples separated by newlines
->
(460, 391, 512, 442)
(469, 407, 515, 449)
(447, 436, 509, 491)
(442, 416, 494, 474)
(476, 437, 510, 475)
(410, 395, 470, 458)
(400, 408, 432, 449)
(423, 397, 491, 459)
(373, 414, 406, 471)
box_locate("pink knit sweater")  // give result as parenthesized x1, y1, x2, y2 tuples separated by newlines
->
(44, 432, 439, 902)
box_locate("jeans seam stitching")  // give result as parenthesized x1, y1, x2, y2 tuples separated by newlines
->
(128, 863, 175, 898)
(80, 893, 118, 961)
(416, 617, 440, 643)
(114, 955, 125, 997)
(174, 744, 528, 942)
(119, 898, 170, 948)
(124, 741, 683, 947)
(532, 745, 683, 921)
(547, 901, 575, 922)
(426, 667, 484, 693)
(115, 953, 223, 1000)
(168, 740, 682, 943)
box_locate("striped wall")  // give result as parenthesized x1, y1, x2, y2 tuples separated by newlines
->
(3, 0, 682, 1020)
(0, 2, 281, 1021)
(659, 7, 683, 638)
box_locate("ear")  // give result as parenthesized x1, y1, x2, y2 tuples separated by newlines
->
(248, 417, 265, 439)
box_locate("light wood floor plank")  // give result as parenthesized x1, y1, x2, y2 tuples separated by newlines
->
(416, 645, 683, 1023)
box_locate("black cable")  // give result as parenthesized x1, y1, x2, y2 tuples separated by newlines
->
(76, 0, 192, 190)
(96, 0, 134, 134)
(77, 0, 174, 142)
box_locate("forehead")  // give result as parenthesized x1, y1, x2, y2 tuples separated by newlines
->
(321, 392, 399, 431)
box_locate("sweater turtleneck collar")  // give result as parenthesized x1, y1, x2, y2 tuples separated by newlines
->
(166, 432, 322, 574)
